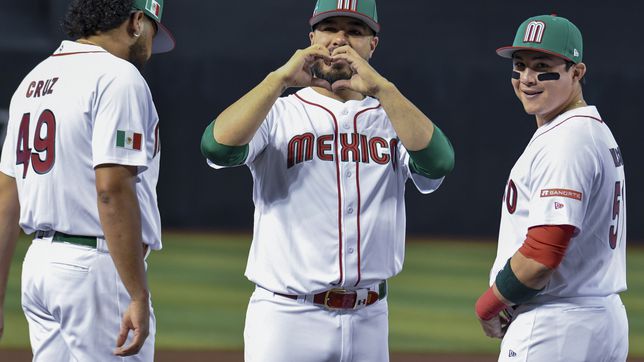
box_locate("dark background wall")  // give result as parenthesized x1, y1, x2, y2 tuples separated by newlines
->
(1, 0, 642, 240)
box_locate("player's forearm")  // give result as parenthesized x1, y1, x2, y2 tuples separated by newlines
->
(373, 82, 435, 151)
(213, 72, 287, 146)
(510, 252, 554, 290)
(0, 174, 20, 307)
(96, 166, 149, 302)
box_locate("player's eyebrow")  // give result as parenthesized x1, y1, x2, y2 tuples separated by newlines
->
(317, 18, 369, 31)
(512, 54, 554, 61)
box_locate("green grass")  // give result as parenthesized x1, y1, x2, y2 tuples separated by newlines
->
(1, 232, 643, 357)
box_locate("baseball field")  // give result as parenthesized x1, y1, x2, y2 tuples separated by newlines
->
(1, 232, 643, 361)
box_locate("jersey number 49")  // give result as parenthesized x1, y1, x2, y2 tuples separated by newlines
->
(16, 111, 56, 179)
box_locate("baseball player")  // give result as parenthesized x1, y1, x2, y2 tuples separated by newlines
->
(475, 15, 628, 361)
(201, 0, 454, 361)
(0, 0, 174, 360)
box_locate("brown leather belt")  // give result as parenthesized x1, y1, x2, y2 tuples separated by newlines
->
(273, 281, 387, 310)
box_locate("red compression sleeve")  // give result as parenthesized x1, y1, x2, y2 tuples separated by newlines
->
(475, 286, 506, 320)
(518, 225, 575, 269)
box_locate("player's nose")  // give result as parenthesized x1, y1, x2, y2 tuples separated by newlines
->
(332, 31, 350, 46)
(520, 69, 539, 85)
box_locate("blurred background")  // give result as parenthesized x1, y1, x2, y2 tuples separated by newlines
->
(1, 0, 642, 240)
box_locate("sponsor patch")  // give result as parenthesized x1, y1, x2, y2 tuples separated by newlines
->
(116, 130, 142, 151)
(555, 202, 565, 210)
(540, 188, 582, 201)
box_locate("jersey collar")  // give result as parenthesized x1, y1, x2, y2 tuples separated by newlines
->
(296, 87, 379, 111)
(52, 40, 107, 56)
(531, 105, 602, 142)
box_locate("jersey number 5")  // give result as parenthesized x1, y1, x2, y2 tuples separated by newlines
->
(608, 180, 625, 249)
(16, 111, 56, 179)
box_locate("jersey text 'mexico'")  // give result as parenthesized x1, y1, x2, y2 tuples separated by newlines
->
(287, 132, 399, 169)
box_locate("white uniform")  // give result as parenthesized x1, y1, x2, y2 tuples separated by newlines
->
(490, 106, 628, 361)
(208, 87, 443, 362)
(0, 41, 162, 361)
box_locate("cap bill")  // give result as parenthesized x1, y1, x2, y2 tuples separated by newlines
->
(152, 22, 175, 54)
(310, 10, 380, 33)
(496, 46, 574, 62)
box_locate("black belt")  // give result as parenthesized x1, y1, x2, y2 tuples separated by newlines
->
(35, 230, 97, 248)
(274, 280, 387, 310)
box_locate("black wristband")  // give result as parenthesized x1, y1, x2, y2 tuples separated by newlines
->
(495, 258, 543, 304)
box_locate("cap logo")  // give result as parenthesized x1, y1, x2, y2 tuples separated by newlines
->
(573, 49, 579, 57)
(145, 0, 161, 19)
(337, 0, 358, 11)
(523, 21, 546, 43)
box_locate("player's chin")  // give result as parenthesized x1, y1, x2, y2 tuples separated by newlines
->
(518, 98, 544, 115)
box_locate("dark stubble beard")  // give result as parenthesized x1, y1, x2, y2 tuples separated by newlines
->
(129, 38, 148, 72)
(311, 60, 353, 85)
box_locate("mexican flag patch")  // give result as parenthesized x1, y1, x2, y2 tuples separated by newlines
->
(116, 130, 142, 151)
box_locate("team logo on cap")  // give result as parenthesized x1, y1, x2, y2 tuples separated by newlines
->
(523, 21, 546, 43)
(337, 0, 358, 10)
(146, 0, 161, 19)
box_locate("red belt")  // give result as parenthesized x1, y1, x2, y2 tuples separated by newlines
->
(273, 281, 387, 310)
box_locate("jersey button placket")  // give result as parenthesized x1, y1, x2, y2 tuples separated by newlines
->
(338, 105, 361, 287)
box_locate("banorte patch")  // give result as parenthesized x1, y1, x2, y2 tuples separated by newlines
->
(540, 188, 582, 201)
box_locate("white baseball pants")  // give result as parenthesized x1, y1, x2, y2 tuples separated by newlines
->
(244, 286, 389, 362)
(21, 237, 156, 362)
(499, 294, 628, 362)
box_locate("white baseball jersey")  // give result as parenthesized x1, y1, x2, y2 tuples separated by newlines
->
(209, 87, 443, 294)
(490, 106, 627, 299)
(0, 41, 162, 249)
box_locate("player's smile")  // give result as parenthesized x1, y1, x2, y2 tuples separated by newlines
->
(521, 89, 543, 98)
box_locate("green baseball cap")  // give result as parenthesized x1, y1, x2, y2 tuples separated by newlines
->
(497, 14, 583, 63)
(132, 0, 175, 53)
(310, 0, 380, 33)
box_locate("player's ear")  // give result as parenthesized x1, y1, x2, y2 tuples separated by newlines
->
(572, 62, 586, 82)
(128, 11, 146, 39)
(309, 31, 315, 45)
(368, 36, 379, 59)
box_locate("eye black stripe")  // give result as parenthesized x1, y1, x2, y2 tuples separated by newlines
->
(537, 72, 560, 81)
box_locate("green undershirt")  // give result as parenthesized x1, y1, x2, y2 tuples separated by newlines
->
(408, 125, 455, 179)
(200, 121, 249, 166)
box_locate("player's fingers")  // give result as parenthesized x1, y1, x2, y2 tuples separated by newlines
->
(331, 45, 356, 56)
(304, 44, 331, 59)
(310, 78, 332, 91)
(306, 51, 332, 64)
(331, 79, 351, 92)
(114, 327, 148, 356)
(114, 322, 130, 348)
(479, 318, 504, 339)
(330, 53, 355, 64)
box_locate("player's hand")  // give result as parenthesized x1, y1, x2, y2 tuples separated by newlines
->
(478, 310, 512, 339)
(113, 299, 150, 356)
(329, 45, 388, 96)
(274, 45, 333, 90)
